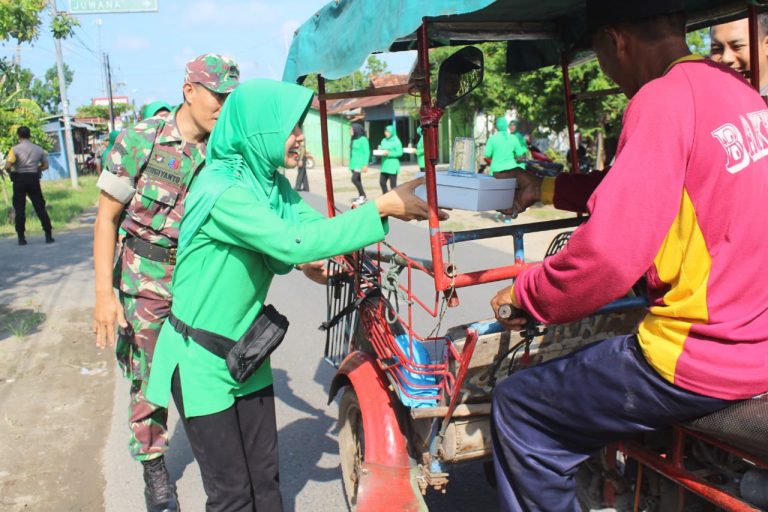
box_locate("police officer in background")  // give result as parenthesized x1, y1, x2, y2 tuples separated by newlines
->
(4, 126, 54, 245)
(92, 54, 239, 512)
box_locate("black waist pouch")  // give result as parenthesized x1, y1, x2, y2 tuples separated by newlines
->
(168, 305, 289, 383)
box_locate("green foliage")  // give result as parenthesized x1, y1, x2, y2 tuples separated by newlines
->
(0, 58, 34, 96)
(426, 43, 625, 139)
(0, 97, 51, 153)
(30, 63, 73, 114)
(0, 0, 46, 44)
(50, 12, 78, 39)
(303, 55, 389, 93)
(0, 60, 51, 154)
(686, 28, 710, 55)
(75, 103, 131, 119)
(0, 0, 78, 45)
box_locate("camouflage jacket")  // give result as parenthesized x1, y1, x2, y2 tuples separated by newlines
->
(96, 109, 206, 299)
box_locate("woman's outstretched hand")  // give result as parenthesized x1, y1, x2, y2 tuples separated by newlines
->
(375, 178, 449, 222)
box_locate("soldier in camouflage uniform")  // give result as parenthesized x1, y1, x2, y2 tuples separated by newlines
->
(92, 54, 239, 512)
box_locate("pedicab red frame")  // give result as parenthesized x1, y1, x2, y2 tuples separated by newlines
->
(289, 1, 768, 510)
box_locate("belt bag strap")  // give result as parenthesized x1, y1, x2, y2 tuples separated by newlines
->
(168, 311, 232, 359)
(167, 305, 290, 383)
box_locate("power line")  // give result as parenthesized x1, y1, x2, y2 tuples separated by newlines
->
(73, 33, 99, 57)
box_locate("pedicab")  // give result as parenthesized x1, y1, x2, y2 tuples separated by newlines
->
(284, 1, 768, 510)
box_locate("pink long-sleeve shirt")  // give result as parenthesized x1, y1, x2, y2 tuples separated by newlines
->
(514, 59, 768, 400)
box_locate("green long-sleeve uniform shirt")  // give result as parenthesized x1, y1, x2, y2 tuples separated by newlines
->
(379, 135, 403, 175)
(485, 131, 527, 174)
(349, 136, 370, 171)
(146, 182, 388, 417)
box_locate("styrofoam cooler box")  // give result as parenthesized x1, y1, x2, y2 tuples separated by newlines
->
(415, 172, 517, 211)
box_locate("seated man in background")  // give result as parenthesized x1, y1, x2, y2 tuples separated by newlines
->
(710, 12, 768, 95)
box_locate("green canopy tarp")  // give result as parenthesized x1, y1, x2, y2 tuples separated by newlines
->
(282, 0, 496, 83)
(283, 0, 748, 82)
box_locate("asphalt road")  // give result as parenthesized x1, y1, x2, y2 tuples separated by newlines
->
(0, 188, 562, 511)
(101, 190, 539, 511)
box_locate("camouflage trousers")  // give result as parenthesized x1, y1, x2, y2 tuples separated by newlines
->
(116, 293, 170, 462)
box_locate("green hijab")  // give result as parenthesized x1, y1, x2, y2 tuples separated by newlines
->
(384, 124, 396, 139)
(178, 78, 314, 253)
(142, 100, 172, 119)
(495, 117, 509, 135)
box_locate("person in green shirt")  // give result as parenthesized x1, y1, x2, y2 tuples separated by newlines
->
(349, 123, 370, 205)
(484, 117, 527, 175)
(416, 126, 425, 172)
(378, 124, 403, 193)
(145, 79, 442, 511)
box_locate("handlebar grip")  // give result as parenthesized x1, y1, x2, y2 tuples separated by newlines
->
(498, 304, 524, 320)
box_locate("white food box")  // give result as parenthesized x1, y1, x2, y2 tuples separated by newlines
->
(415, 172, 517, 211)
(372, 149, 386, 156)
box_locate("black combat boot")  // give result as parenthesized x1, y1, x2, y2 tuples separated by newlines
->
(18, 235, 27, 246)
(44, 231, 55, 244)
(141, 457, 179, 512)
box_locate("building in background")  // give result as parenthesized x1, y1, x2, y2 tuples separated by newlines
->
(42, 116, 97, 180)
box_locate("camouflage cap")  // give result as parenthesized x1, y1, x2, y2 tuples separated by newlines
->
(184, 54, 240, 94)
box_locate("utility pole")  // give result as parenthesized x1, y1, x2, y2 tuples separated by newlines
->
(96, 18, 105, 96)
(49, 0, 79, 188)
(104, 53, 115, 131)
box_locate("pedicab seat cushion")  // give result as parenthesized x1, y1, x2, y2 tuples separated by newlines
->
(685, 393, 768, 463)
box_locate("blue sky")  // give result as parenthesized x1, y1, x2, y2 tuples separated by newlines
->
(0, 0, 416, 110)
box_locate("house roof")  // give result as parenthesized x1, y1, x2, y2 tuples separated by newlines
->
(312, 93, 404, 115)
(370, 74, 410, 88)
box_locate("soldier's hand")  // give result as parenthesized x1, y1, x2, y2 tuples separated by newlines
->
(93, 291, 128, 349)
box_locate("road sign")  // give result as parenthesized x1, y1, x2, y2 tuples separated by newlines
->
(69, 0, 159, 14)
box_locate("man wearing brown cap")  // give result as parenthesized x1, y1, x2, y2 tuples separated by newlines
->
(92, 53, 239, 512)
(490, 1, 768, 510)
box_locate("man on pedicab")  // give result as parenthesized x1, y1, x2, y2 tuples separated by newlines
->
(490, 1, 768, 510)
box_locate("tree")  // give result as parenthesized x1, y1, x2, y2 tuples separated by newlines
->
(302, 55, 389, 93)
(30, 63, 73, 114)
(75, 103, 131, 119)
(0, 93, 51, 154)
(0, 0, 46, 43)
(0, 0, 79, 152)
(0, 58, 50, 154)
(0, 0, 79, 44)
(0, 57, 34, 95)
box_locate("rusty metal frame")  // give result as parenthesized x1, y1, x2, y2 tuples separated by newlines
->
(621, 426, 765, 511)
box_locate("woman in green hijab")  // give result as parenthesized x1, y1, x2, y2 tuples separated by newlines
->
(484, 117, 527, 175)
(145, 79, 439, 511)
(378, 124, 403, 193)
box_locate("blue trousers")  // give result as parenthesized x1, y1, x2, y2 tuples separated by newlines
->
(491, 334, 734, 512)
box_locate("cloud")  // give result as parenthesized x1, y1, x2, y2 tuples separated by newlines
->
(182, 1, 276, 27)
(115, 35, 151, 51)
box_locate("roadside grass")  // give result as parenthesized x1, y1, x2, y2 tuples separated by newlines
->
(0, 303, 47, 339)
(0, 175, 99, 238)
